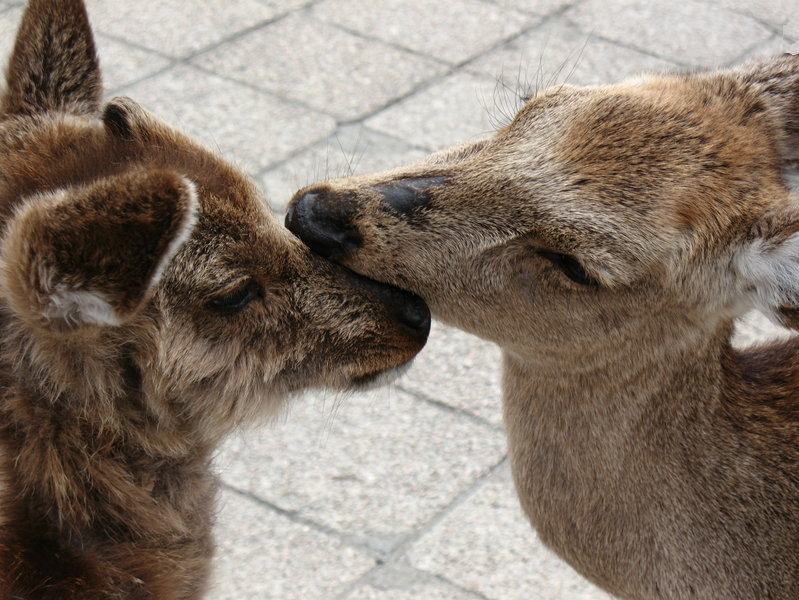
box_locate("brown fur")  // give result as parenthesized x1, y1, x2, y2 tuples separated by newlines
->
(287, 55, 799, 598)
(0, 2, 430, 598)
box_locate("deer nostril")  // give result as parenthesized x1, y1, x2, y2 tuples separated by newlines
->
(376, 177, 446, 216)
(286, 189, 362, 259)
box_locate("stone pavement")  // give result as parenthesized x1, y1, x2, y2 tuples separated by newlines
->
(1, 0, 796, 598)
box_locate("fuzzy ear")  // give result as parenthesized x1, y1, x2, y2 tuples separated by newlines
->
(734, 203, 799, 330)
(0, 170, 199, 329)
(2, 0, 102, 116)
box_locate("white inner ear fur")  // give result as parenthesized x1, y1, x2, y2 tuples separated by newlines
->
(46, 286, 121, 327)
(734, 231, 799, 323)
(46, 177, 200, 328)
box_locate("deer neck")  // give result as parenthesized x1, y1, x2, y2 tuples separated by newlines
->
(501, 312, 735, 589)
(503, 310, 730, 422)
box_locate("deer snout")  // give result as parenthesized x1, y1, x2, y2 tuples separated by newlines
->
(287, 177, 445, 259)
(287, 185, 431, 339)
(286, 186, 362, 259)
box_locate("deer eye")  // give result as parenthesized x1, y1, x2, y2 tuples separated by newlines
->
(539, 251, 598, 287)
(207, 279, 263, 314)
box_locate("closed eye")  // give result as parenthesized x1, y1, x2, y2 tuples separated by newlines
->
(539, 251, 599, 287)
(207, 278, 263, 315)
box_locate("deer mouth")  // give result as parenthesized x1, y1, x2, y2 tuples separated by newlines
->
(342, 268, 431, 378)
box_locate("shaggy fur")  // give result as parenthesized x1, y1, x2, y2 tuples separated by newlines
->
(287, 55, 799, 599)
(0, 2, 430, 598)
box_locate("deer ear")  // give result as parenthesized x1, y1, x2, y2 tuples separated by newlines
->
(734, 202, 799, 330)
(2, 0, 102, 116)
(0, 170, 199, 329)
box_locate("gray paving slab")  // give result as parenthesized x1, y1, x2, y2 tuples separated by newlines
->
(701, 0, 797, 29)
(262, 0, 316, 11)
(96, 34, 173, 93)
(468, 17, 680, 90)
(489, 0, 576, 16)
(215, 388, 507, 552)
(407, 466, 614, 600)
(212, 488, 375, 600)
(262, 125, 428, 213)
(194, 13, 447, 121)
(0, 5, 21, 64)
(738, 33, 795, 63)
(311, 0, 535, 65)
(399, 321, 503, 428)
(347, 579, 485, 600)
(567, 0, 774, 67)
(348, 562, 488, 599)
(366, 71, 501, 151)
(785, 15, 799, 52)
(122, 64, 336, 176)
(0, 6, 171, 94)
(85, 0, 279, 59)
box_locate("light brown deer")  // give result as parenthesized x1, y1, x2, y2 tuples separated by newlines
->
(287, 55, 799, 599)
(0, 1, 429, 598)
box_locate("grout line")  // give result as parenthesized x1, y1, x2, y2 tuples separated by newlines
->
(396, 384, 505, 433)
(220, 482, 384, 559)
(326, 0, 666, 136)
(99, 0, 590, 178)
(725, 32, 787, 67)
(694, 0, 787, 37)
(314, 18, 453, 68)
(433, 574, 494, 600)
(97, 3, 321, 97)
(106, 60, 180, 97)
(381, 455, 508, 561)
(180, 12, 294, 63)
(251, 2, 595, 177)
(253, 123, 434, 182)
(334, 455, 509, 600)
(93, 30, 177, 61)
(558, 16, 693, 69)
(186, 60, 336, 119)
(318, 11, 566, 130)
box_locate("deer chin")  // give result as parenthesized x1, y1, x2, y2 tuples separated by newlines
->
(347, 359, 415, 391)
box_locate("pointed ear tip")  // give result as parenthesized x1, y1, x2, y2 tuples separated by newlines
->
(3, 0, 102, 117)
(170, 176, 200, 252)
(170, 174, 200, 238)
(131, 170, 200, 219)
(102, 96, 151, 140)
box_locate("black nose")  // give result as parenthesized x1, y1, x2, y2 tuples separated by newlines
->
(286, 188, 361, 259)
(394, 291, 431, 338)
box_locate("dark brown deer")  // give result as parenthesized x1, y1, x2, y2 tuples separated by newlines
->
(0, 1, 429, 598)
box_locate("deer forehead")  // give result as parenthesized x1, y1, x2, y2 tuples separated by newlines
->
(400, 78, 787, 284)
(500, 78, 781, 248)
